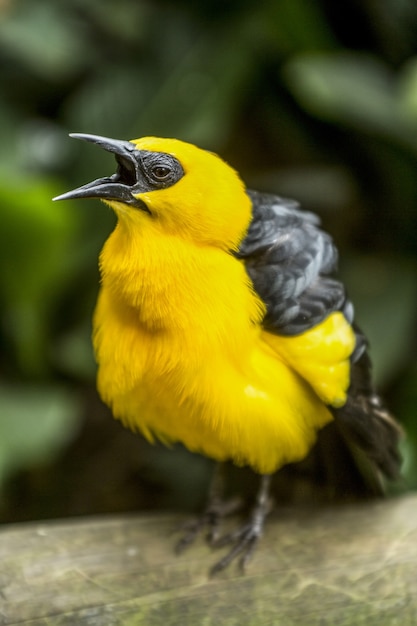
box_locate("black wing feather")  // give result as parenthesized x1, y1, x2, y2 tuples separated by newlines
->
(237, 190, 348, 335)
(238, 189, 402, 485)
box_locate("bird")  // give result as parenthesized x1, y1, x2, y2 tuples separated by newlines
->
(54, 133, 402, 574)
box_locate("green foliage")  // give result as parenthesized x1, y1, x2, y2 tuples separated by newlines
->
(284, 52, 417, 152)
(340, 257, 417, 386)
(0, 178, 79, 376)
(0, 384, 81, 485)
(0, 0, 416, 518)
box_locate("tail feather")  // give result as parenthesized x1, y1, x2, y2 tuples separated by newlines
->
(332, 330, 403, 483)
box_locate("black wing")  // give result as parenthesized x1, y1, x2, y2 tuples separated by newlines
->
(238, 189, 402, 485)
(237, 190, 351, 336)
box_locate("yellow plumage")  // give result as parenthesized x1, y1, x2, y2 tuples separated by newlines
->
(90, 136, 355, 475)
(55, 132, 402, 573)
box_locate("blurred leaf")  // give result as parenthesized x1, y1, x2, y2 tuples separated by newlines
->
(17, 119, 74, 173)
(70, 0, 150, 42)
(63, 65, 154, 139)
(341, 256, 417, 385)
(53, 323, 96, 381)
(0, 104, 21, 176)
(0, 384, 81, 487)
(0, 1, 90, 80)
(0, 177, 79, 375)
(132, 30, 257, 147)
(399, 57, 417, 122)
(256, 0, 336, 54)
(283, 52, 417, 152)
(64, 20, 256, 149)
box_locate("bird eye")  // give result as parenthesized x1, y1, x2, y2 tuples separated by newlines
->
(139, 151, 184, 189)
(151, 165, 171, 180)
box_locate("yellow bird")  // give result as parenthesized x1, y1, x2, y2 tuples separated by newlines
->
(55, 134, 401, 573)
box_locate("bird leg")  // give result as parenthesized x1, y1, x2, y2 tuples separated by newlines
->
(175, 463, 243, 553)
(209, 473, 272, 575)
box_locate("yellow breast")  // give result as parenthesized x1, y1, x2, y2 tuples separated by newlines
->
(92, 220, 355, 474)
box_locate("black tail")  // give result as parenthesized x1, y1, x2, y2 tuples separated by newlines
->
(332, 329, 403, 485)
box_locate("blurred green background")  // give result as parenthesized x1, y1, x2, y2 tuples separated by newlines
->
(0, 0, 416, 524)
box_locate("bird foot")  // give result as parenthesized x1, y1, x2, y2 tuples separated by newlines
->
(175, 496, 244, 554)
(176, 471, 273, 575)
(209, 494, 273, 576)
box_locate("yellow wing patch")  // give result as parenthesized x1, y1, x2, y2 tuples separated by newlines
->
(262, 312, 356, 408)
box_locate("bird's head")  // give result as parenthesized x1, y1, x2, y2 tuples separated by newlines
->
(54, 134, 252, 251)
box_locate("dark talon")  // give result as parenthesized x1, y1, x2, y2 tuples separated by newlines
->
(210, 525, 258, 575)
(175, 495, 243, 553)
(209, 474, 272, 575)
(176, 469, 273, 575)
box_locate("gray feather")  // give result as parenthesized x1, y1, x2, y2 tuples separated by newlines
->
(237, 190, 346, 335)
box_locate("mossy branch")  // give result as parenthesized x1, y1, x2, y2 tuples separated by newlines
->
(1, 495, 416, 625)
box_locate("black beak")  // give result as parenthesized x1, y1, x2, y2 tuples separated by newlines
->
(53, 133, 150, 212)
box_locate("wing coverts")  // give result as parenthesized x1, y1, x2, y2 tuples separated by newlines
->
(238, 190, 351, 336)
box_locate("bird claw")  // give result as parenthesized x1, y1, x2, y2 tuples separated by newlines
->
(175, 496, 243, 554)
(209, 522, 260, 575)
(209, 497, 271, 575)
(176, 472, 273, 575)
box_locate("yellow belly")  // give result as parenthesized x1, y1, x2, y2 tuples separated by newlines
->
(93, 287, 355, 474)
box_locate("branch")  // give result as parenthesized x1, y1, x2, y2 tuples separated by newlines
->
(1, 495, 416, 625)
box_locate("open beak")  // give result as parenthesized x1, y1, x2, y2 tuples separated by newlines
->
(53, 133, 150, 211)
